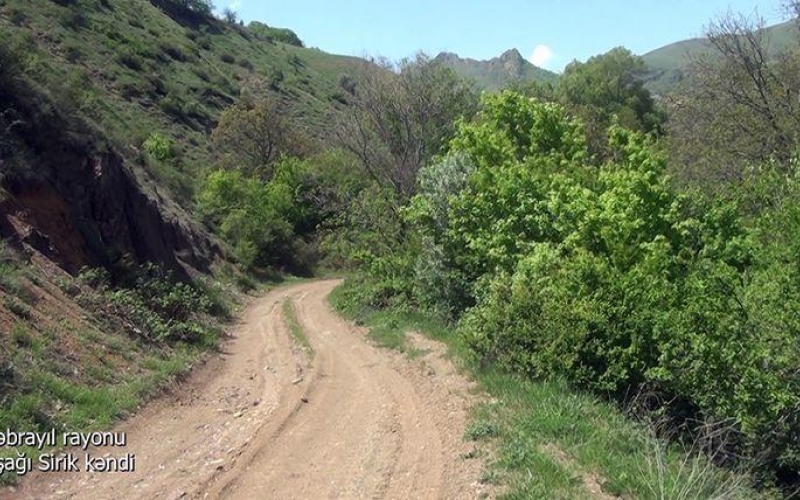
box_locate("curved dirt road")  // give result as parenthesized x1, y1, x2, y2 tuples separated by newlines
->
(6, 280, 492, 499)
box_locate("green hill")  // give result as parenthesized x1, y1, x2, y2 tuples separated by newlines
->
(642, 20, 797, 94)
(434, 48, 558, 91)
(1, 0, 361, 206)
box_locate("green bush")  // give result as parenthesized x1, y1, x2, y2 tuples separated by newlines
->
(247, 21, 303, 47)
(159, 42, 187, 62)
(198, 165, 299, 270)
(405, 153, 476, 315)
(116, 47, 143, 71)
(58, 9, 89, 30)
(449, 92, 799, 486)
(79, 264, 217, 346)
(143, 133, 178, 163)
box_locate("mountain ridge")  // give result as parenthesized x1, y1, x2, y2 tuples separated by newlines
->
(641, 19, 798, 93)
(434, 48, 558, 90)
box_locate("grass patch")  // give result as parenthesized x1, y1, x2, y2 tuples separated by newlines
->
(464, 411, 500, 441)
(0, 260, 228, 486)
(329, 278, 763, 499)
(0, 332, 202, 485)
(282, 298, 312, 354)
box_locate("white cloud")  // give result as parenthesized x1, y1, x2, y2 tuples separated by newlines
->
(228, 0, 241, 10)
(529, 44, 554, 69)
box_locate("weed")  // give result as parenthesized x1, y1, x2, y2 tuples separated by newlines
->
(282, 298, 312, 354)
(4, 296, 30, 318)
(637, 417, 756, 500)
(465, 419, 499, 441)
(11, 323, 33, 348)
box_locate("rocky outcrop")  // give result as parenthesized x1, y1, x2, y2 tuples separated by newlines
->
(434, 49, 558, 90)
(0, 84, 219, 278)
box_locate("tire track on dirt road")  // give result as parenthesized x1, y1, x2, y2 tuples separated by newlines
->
(5, 280, 493, 500)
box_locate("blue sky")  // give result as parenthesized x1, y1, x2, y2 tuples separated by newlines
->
(221, 1, 789, 72)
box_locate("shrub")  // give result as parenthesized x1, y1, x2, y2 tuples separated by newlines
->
(11, 323, 33, 347)
(59, 9, 89, 29)
(451, 93, 799, 486)
(116, 48, 144, 71)
(198, 169, 294, 269)
(158, 94, 183, 117)
(405, 153, 477, 315)
(219, 52, 235, 64)
(80, 264, 217, 346)
(247, 21, 303, 47)
(159, 42, 187, 62)
(5, 296, 31, 319)
(143, 133, 178, 163)
(63, 43, 83, 63)
(7, 8, 27, 26)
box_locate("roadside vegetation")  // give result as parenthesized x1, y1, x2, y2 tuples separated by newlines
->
(332, 288, 758, 498)
(323, 7, 800, 497)
(0, 242, 224, 484)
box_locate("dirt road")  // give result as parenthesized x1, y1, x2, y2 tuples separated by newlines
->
(6, 280, 492, 499)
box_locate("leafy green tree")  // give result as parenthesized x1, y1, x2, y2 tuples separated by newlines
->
(446, 91, 590, 286)
(198, 169, 282, 268)
(212, 98, 308, 180)
(557, 47, 665, 156)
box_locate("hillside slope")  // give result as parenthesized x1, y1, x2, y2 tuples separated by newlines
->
(0, 0, 373, 274)
(642, 19, 797, 94)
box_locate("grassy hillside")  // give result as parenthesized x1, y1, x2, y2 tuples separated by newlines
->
(435, 49, 558, 91)
(642, 20, 797, 94)
(0, 0, 360, 202)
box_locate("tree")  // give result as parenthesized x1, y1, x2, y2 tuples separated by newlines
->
(247, 21, 304, 47)
(557, 47, 665, 157)
(211, 97, 307, 180)
(151, 0, 213, 16)
(221, 7, 238, 24)
(335, 53, 477, 199)
(667, 11, 800, 189)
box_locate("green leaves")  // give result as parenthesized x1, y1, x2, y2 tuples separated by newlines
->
(451, 91, 587, 168)
(418, 89, 799, 481)
(556, 47, 664, 156)
(197, 159, 313, 271)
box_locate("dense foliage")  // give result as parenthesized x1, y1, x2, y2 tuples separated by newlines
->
(343, 91, 800, 489)
(248, 21, 304, 47)
(557, 47, 665, 155)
